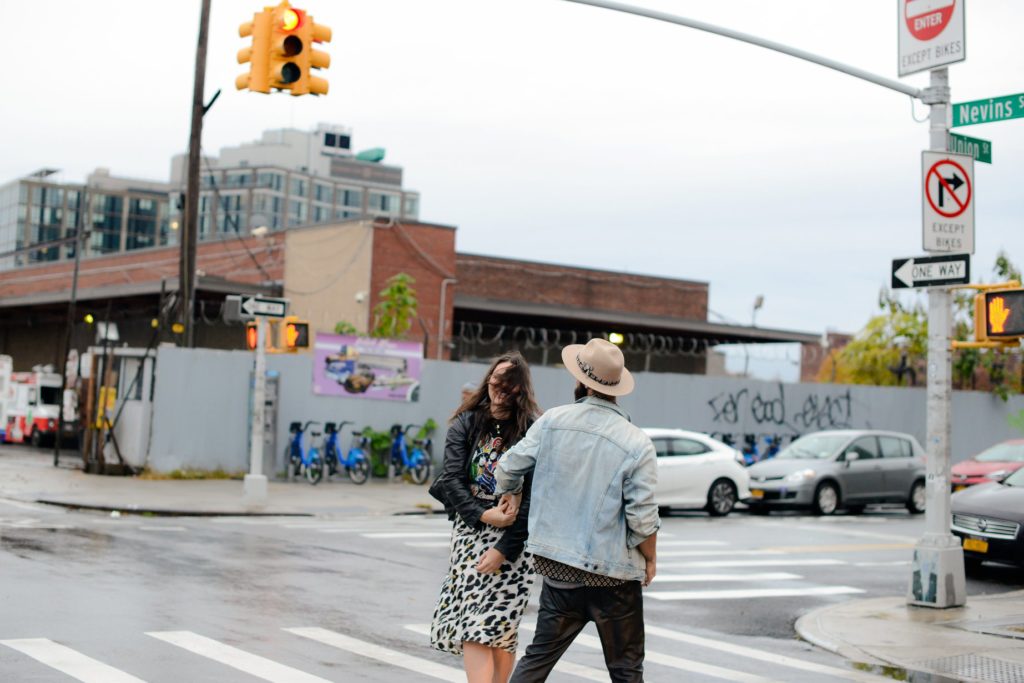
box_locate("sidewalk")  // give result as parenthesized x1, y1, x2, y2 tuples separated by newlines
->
(797, 590, 1024, 682)
(0, 448, 443, 517)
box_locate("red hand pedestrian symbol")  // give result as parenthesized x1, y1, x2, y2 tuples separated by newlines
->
(989, 297, 1011, 334)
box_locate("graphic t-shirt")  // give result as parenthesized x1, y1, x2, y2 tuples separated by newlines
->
(468, 420, 511, 501)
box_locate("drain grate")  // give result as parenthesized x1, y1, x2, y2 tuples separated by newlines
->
(914, 653, 1024, 683)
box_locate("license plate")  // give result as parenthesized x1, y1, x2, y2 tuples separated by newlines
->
(963, 538, 989, 553)
(953, 485, 967, 492)
(750, 489, 764, 499)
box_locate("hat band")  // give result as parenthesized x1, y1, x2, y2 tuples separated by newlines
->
(576, 355, 620, 387)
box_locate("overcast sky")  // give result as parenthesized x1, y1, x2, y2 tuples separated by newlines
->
(5, 1, 1023, 356)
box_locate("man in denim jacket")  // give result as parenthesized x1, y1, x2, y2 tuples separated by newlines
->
(495, 338, 659, 683)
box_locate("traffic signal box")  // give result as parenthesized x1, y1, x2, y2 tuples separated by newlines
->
(237, 1, 331, 96)
(953, 281, 1024, 349)
(244, 317, 311, 353)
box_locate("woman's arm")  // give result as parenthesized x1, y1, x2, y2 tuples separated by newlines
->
(439, 412, 488, 529)
(493, 470, 532, 562)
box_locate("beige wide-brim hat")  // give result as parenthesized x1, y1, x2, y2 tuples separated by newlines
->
(561, 338, 635, 397)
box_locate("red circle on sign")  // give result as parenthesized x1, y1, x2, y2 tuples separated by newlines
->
(925, 159, 971, 218)
(905, 0, 955, 41)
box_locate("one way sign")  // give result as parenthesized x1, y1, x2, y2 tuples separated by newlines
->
(891, 254, 970, 289)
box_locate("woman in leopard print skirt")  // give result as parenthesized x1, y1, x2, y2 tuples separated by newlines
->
(429, 352, 540, 683)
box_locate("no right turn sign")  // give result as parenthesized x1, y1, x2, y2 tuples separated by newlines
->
(922, 151, 974, 254)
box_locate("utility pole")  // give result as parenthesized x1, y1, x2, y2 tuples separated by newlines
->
(180, 0, 212, 348)
(909, 67, 966, 608)
(54, 190, 88, 467)
(244, 316, 269, 503)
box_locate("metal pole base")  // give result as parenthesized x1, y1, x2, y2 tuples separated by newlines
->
(243, 474, 268, 505)
(907, 535, 966, 608)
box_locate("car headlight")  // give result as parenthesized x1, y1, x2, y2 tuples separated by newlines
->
(785, 469, 816, 483)
(986, 469, 1011, 482)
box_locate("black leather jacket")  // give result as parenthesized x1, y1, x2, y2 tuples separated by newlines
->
(435, 410, 533, 562)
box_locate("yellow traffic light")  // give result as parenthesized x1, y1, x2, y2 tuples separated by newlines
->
(293, 11, 331, 96)
(236, 8, 272, 93)
(284, 320, 310, 350)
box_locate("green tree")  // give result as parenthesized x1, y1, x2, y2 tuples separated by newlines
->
(371, 273, 418, 339)
(333, 321, 357, 335)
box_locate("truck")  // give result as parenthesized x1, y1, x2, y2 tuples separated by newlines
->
(0, 360, 76, 447)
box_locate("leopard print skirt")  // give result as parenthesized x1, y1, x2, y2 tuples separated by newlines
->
(430, 516, 535, 655)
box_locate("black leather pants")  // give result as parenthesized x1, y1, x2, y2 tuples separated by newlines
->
(510, 580, 645, 683)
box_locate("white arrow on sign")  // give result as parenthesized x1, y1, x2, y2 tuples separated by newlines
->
(891, 254, 970, 289)
(241, 296, 288, 318)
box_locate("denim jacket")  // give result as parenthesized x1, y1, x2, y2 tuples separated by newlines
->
(494, 396, 660, 582)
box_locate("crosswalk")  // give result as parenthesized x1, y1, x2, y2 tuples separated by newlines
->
(1, 618, 896, 683)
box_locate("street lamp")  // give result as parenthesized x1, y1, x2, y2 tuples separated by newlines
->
(743, 295, 765, 377)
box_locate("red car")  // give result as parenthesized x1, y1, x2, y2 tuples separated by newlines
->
(951, 440, 1024, 491)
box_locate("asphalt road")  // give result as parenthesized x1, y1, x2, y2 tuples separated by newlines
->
(1, 497, 1020, 682)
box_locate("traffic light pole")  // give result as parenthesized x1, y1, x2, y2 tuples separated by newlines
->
(909, 67, 965, 608)
(180, 0, 212, 348)
(244, 316, 269, 504)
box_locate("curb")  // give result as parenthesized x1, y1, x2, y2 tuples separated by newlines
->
(794, 609, 885, 667)
(35, 499, 314, 517)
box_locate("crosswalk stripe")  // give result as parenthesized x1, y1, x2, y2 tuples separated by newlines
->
(660, 558, 846, 569)
(403, 624, 620, 681)
(286, 627, 463, 682)
(519, 623, 780, 683)
(646, 586, 865, 600)
(361, 532, 451, 539)
(654, 572, 802, 583)
(0, 638, 146, 683)
(657, 540, 729, 547)
(138, 526, 187, 532)
(759, 543, 912, 553)
(659, 549, 783, 558)
(644, 624, 893, 683)
(146, 631, 329, 682)
(404, 541, 451, 548)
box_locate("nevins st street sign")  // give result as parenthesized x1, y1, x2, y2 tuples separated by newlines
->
(953, 93, 1024, 128)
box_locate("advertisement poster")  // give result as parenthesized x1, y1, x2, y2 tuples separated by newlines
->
(312, 333, 422, 402)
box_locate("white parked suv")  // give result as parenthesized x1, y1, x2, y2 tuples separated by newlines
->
(643, 428, 751, 516)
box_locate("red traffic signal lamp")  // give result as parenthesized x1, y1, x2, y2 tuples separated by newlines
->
(284, 320, 310, 350)
(236, 2, 331, 96)
(245, 322, 259, 350)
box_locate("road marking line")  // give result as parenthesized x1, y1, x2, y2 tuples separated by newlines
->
(404, 624, 630, 681)
(0, 638, 147, 683)
(644, 624, 894, 683)
(659, 549, 783, 558)
(519, 623, 780, 683)
(658, 540, 729, 547)
(286, 627, 463, 682)
(361, 532, 451, 539)
(660, 558, 846, 569)
(646, 586, 865, 601)
(747, 520, 917, 544)
(759, 543, 912, 553)
(853, 560, 911, 567)
(147, 631, 328, 682)
(0, 498, 50, 511)
(404, 541, 450, 548)
(138, 526, 187, 532)
(655, 572, 802, 583)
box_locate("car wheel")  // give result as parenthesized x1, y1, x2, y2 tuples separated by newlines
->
(907, 479, 926, 514)
(706, 479, 737, 517)
(30, 428, 43, 449)
(813, 481, 839, 516)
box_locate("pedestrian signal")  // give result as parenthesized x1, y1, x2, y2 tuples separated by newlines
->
(284, 321, 310, 350)
(984, 289, 1024, 338)
(245, 322, 259, 350)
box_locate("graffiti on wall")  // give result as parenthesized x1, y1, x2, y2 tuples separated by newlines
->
(706, 383, 856, 464)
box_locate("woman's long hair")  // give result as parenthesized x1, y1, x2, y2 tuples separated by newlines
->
(451, 351, 540, 447)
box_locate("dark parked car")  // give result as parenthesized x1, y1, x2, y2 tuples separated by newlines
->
(951, 466, 1024, 570)
(744, 430, 927, 515)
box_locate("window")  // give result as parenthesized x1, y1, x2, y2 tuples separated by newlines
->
(403, 195, 419, 218)
(845, 437, 879, 461)
(652, 439, 671, 458)
(324, 133, 337, 147)
(339, 188, 362, 208)
(287, 198, 308, 226)
(226, 171, 252, 188)
(671, 438, 710, 456)
(290, 176, 307, 198)
(369, 192, 398, 213)
(313, 205, 332, 224)
(314, 183, 333, 203)
(879, 436, 911, 459)
(336, 134, 350, 149)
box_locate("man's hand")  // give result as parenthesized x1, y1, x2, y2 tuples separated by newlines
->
(643, 557, 656, 587)
(480, 506, 515, 528)
(475, 547, 507, 574)
(498, 492, 522, 518)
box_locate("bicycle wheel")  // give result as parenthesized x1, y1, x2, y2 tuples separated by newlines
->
(409, 454, 430, 485)
(348, 455, 370, 485)
(285, 447, 298, 480)
(305, 458, 324, 485)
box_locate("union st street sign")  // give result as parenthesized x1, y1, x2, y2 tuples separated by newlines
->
(949, 133, 992, 164)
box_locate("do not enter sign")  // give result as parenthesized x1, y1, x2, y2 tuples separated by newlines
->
(922, 151, 974, 254)
(898, 0, 965, 77)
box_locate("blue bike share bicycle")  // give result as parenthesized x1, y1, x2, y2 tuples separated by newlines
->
(285, 421, 325, 485)
(322, 421, 371, 485)
(389, 423, 432, 485)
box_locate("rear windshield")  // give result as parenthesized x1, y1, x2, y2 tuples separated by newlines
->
(776, 434, 849, 460)
(975, 442, 1024, 463)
